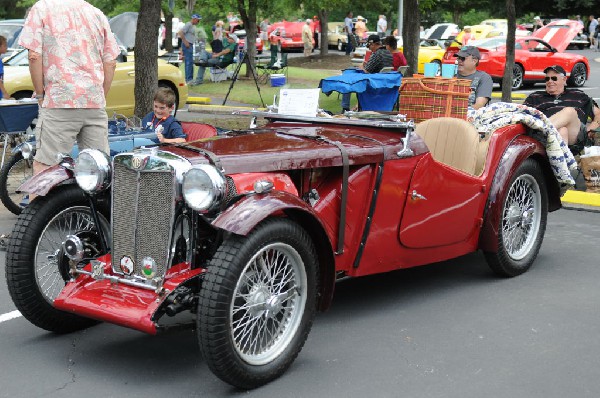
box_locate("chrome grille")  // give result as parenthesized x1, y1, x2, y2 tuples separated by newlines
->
(111, 161, 175, 278)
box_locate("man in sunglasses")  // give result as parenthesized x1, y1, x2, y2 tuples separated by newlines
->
(523, 65, 600, 150)
(454, 46, 493, 109)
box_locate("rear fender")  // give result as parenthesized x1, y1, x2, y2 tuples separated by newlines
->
(479, 135, 561, 253)
(17, 164, 74, 197)
(212, 191, 336, 311)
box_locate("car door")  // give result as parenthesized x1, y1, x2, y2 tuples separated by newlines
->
(399, 156, 486, 249)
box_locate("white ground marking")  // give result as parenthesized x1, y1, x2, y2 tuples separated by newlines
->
(0, 310, 22, 323)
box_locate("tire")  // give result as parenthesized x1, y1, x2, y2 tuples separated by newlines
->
(512, 64, 524, 90)
(5, 185, 110, 333)
(197, 218, 319, 389)
(567, 62, 587, 87)
(0, 153, 33, 215)
(484, 159, 548, 277)
(337, 39, 344, 51)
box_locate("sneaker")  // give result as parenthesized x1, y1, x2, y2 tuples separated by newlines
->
(190, 80, 204, 86)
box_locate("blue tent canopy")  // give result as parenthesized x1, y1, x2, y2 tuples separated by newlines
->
(319, 69, 402, 112)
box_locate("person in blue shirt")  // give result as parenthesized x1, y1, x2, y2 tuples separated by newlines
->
(141, 87, 186, 143)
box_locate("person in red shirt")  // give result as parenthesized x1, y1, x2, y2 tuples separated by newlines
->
(383, 36, 406, 71)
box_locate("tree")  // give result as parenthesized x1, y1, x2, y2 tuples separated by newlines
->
(303, 0, 350, 56)
(236, 0, 258, 76)
(501, 0, 515, 102)
(402, 0, 421, 76)
(135, 0, 162, 117)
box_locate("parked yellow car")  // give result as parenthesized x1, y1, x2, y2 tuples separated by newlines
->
(327, 22, 348, 51)
(399, 40, 447, 74)
(2, 49, 188, 116)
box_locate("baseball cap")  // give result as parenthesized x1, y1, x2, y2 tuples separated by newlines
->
(191, 14, 201, 20)
(543, 65, 566, 76)
(366, 34, 380, 45)
(455, 46, 480, 59)
(227, 33, 239, 43)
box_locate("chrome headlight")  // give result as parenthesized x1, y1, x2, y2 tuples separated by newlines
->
(74, 149, 111, 192)
(182, 165, 226, 212)
(21, 142, 34, 160)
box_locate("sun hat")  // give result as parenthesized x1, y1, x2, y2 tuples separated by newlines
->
(356, 16, 365, 20)
(227, 33, 239, 43)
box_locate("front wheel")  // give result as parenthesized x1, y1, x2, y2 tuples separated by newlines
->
(197, 218, 319, 389)
(0, 152, 33, 215)
(567, 62, 587, 87)
(484, 159, 548, 277)
(5, 185, 110, 333)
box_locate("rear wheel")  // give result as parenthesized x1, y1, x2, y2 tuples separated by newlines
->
(567, 62, 587, 87)
(5, 185, 109, 333)
(197, 218, 319, 389)
(484, 159, 548, 277)
(0, 152, 33, 215)
(511, 64, 524, 90)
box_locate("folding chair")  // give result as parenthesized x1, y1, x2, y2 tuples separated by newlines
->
(207, 44, 238, 82)
(256, 45, 288, 84)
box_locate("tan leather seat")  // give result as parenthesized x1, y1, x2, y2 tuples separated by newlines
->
(415, 117, 479, 175)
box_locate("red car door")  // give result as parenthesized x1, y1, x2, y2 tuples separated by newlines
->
(399, 156, 487, 249)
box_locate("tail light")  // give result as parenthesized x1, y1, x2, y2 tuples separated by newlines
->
(443, 47, 459, 61)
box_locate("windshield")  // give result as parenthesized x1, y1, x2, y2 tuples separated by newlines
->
(0, 23, 23, 49)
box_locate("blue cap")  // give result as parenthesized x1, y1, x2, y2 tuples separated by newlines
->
(192, 14, 201, 20)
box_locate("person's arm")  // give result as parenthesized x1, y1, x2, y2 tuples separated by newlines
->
(28, 50, 44, 103)
(472, 72, 493, 110)
(587, 104, 600, 132)
(178, 24, 190, 48)
(102, 59, 117, 96)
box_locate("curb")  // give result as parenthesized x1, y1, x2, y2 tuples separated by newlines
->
(187, 96, 212, 104)
(562, 190, 600, 209)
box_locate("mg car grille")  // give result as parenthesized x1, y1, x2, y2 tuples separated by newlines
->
(111, 161, 175, 279)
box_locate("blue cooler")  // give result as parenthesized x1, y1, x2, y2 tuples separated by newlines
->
(270, 74, 286, 87)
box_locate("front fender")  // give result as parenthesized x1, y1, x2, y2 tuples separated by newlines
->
(479, 135, 560, 253)
(17, 164, 74, 197)
(213, 190, 337, 312)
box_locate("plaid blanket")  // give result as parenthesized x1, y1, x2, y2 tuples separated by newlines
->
(467, 102, 576, 191)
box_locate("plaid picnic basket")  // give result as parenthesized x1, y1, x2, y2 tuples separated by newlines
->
(398, 77, 471, 123)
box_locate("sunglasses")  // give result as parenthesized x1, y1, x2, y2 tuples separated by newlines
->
(544, 76, 560, 82)
(456, 56, 468, 61)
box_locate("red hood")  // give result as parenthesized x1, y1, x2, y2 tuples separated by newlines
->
(532, 20, 580, 52)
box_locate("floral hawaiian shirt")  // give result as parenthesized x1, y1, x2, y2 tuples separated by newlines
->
(19, 0, 120, 108)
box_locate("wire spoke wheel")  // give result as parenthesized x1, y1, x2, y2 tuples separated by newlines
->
(501, 175, 541, 261)
(231, 242, 307, 365)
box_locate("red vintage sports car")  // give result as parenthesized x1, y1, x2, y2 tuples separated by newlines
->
(6, 111, 562, 389)
(442, 20, 589, 89)
(269, 21, 315, 52)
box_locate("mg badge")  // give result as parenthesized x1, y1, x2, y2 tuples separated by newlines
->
(131, 156, 144, 169)
(120, 256, 134, 275)
(141, 257, 156, 279)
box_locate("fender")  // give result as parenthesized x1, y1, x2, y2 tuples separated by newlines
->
(479, 135, 560, 253)
(17, 164, 74, 197)
(213, 190, 337, 311)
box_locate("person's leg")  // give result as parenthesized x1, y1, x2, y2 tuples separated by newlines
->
(182, 45, 194, 82)
(78, 108, 110, 154)
(341, 93, 351, 112)
(345, 34, 353, 55)
(548, 107, 581, 145)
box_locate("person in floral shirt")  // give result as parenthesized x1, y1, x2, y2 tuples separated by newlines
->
(18, 0, 120, 178)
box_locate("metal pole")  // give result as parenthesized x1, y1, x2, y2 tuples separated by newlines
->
(398, 0, 403, 36)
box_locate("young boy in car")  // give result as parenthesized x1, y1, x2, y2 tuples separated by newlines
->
(142, 87, 186, 144)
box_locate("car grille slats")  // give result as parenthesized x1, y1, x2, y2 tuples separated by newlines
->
(112, 161, 175, 279)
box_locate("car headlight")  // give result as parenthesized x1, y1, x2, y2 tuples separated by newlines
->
(182, 165, 226, 213)
(74, 149, 111, 192)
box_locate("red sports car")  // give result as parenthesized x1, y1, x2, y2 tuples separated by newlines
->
(442, 20, 589, 90)
(7, 111, 562, 389)
(269, 21, 315, 52)
(228, 22, 263, 54)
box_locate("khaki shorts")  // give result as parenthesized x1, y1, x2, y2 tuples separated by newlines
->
(34, 108, 109, 166)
